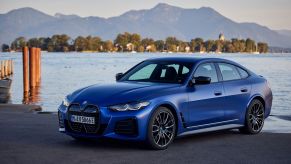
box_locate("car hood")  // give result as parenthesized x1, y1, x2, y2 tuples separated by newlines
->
(68, 81, 180, 106)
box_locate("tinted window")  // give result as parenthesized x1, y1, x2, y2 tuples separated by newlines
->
(237, 67, 249, 78)
(218, 63, 241, 81)
(122, 61, 193, 83)
(194, 63, 218, 83)
(128, 64, 157, 80)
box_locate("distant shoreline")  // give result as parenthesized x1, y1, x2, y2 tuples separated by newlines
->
(3, 32, 271, 54)
(2, 51, 291, 55)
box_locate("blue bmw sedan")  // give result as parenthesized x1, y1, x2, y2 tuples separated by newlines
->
(58, 57, 272, 150)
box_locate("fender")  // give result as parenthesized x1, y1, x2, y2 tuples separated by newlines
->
(148, 101, 185, 135)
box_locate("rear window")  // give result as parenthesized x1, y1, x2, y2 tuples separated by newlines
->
(237, 67, 249, 79)
(218, 63, 241, 81)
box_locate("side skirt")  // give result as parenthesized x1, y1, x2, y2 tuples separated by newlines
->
(177, 124, 243, 137)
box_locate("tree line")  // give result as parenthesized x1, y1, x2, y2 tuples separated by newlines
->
(1, 32, 269, 53)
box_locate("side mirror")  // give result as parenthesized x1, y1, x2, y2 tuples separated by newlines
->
(191, 76, 211, 85)
(115, 73, 123, 81)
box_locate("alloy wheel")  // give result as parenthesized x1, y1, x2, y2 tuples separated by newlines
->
(152, 110, 175, 147)
(248, 102, 264, 132)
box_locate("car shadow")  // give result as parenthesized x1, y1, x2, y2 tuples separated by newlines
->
(58, 130, 241, 150)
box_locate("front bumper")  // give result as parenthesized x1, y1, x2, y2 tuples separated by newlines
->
(58, 103, 153, 141)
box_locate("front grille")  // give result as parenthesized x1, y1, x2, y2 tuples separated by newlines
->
(68, 104, 83, 132)
(114, 118, 138, 136)
(67, 104, 100, 134)
(83, 105, 100, 133)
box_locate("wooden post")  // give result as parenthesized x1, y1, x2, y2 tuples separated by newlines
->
(35, 48, 39, 85)
(0, 61, 3, 79)
(10, 60, 13, 74)
(2, 61, 5, 78)
(6, 60, 9, 76)
(23, 47, 29, 93)
(29, 47, 36, 88)
(39, 48, 41, 81)
(4, 60, 8, 77)
(7, 60, 11, 75)
(35, 48, 41, 86)
(7, 60, 10, 75)
(9, 60, 12, 75)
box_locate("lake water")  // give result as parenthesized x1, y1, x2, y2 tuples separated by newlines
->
(1, 52, 291, 132)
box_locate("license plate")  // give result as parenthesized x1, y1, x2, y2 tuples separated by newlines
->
(71, 115, 95, 124)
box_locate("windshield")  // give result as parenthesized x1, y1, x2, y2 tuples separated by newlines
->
(120, 61, 193, 84)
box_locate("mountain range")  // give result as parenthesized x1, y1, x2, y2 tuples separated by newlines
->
(1, 3, 291, 48)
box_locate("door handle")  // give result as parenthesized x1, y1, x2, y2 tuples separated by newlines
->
(240, 88, 248, 92)
(214, 91, 222, 96)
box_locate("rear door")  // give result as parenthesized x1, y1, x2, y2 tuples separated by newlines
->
(217, 63, 251, 120)
(187, 63, 225, 127)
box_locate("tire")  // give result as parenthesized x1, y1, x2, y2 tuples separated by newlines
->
(147, 107, 176, 150)
(239, 99, 265, 134)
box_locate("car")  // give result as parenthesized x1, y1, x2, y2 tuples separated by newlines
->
(58, 57, 273, 150)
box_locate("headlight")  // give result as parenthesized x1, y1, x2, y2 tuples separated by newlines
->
(62, 97, 70, 107)
(109, 101, 150, 111)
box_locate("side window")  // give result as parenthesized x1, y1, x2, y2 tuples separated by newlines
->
(237, 67, 249, 79)
(218, 63, 241, 81)
(194, 63, 218, 83)
(128, 64, 157, 80)
(182, 66, 189, 74)
(160, 64, 179, 78)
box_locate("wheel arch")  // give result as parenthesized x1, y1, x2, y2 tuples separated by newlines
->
(247, 94, 266, 110)
(151, 102, 181, 136)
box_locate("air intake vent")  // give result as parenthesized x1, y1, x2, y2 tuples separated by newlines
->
(114, 118, 138, 136)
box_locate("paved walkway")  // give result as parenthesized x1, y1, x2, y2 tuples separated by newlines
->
(0, 105, 290, 164)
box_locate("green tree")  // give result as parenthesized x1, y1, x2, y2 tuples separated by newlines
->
(257, 42, 268, 53)
(141, 38, 155, 47)
(204, 40, 215, 52)
(51, 34, 70, 52)
(154, 40, 165, 52)
(178, 41, 189, 52)
(194, 38, 204, 52)
(245, 38, 256, 52)
(1, 44, 10, 52)
(137, 45, 145, 52)
(85, 36, 102, 51)
(165, 37, 179, 52)
(102, 40, 114, 52)
(190, 39, 197, 52)
(130, 33, 141, 50)
(213, 40, 223, 52)
(231, 39, 246, 52)
(74, 36, 87, 51)
(224, 41, 235, 53)
(11, 37, 26, 51)
(114, 33, 130, 51)
(27, 38, 41, 47)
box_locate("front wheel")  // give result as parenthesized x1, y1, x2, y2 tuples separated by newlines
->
(147, 107, 176, 150)
(239, 99, 265, 134)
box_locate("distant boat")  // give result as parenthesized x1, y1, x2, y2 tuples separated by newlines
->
(0, 78, 12, 103)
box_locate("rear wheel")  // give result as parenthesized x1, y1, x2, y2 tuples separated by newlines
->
(147, 107, 176, 150)
(239, 99, 265, 134)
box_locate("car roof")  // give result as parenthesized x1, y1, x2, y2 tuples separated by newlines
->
(146, 57, 254, 75)
(147, 57, 233, 64)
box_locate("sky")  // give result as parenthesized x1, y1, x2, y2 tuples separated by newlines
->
(0, 0, 291, 30)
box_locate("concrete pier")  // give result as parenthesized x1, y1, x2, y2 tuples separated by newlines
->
(0, 104, 290, 164)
